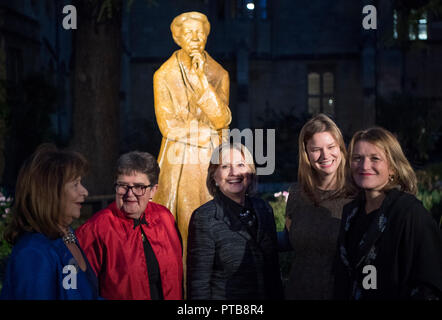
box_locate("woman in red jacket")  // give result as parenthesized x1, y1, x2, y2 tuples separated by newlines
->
(76, 151, 183, 300)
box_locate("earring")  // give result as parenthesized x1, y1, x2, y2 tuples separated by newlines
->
(389, 175, 394, 182)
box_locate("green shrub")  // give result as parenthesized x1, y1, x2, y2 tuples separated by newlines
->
(268, 193, 288, 232)
(267, 191, 294, 285)
(376, 94, 441, 163)
(416, 162, 442, 227)
(0, 189, 12, 260)
(0, 188, 13, 290)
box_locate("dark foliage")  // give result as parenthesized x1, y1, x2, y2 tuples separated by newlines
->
(254, 107, 310, 183)
(376, 93, 442, 165)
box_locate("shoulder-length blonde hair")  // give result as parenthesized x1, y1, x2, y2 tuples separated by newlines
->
(4, 144, 88, 244)
(298, 113, 347, 203)
(347, 127, 417, 195)
(206, 142, 257, 197)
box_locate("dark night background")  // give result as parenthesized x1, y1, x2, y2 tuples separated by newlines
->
(0, 0, 441, 219)
(0, 0, 441, 302)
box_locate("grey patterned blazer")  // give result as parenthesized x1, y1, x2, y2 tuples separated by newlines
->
(186, 194, 284, 300)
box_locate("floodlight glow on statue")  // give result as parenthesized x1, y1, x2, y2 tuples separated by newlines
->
(153, 12, 231, 257)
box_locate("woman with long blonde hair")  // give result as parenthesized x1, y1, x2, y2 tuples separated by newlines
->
(284, 113, 352, 299)
(334, 127, 442, 299)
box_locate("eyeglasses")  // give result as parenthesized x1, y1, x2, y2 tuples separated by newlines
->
(114, 183, 153, 196)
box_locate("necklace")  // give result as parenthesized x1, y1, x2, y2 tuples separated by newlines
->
(62, 231, 77, 244)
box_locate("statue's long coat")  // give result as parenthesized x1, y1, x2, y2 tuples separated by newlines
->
(153, 49, 231, 253)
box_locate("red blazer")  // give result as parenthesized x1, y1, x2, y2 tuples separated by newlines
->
(76, 201, 183, 300)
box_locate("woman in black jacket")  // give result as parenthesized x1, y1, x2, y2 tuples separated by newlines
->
(187, 142, 283, 300)
(334, 127, 442, 300)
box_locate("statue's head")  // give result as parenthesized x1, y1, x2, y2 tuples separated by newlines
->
(170, 12, 210, 56)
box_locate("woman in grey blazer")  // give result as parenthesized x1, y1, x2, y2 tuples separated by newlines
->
(187, 142, 283, 300)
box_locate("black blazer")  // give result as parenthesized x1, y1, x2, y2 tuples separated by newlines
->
(186, 194, 284, 300)
(334, 189, 442, 300)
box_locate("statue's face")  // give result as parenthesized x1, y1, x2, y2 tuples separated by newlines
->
(178, 19, 207, 55)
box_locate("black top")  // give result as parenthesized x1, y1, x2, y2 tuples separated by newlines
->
(334, 189, 442, 300)
(187, 195, 284, 300)
(347, 207, 379, 268)
(217, 190, 257, 239)
(134, 216, 164, 300)
(285, 184, 351, 300)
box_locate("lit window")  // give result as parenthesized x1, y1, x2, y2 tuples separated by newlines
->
(323, 72, 334, 94)
(245, 1, 255, 19)
(259, 0, 267, 20)
(394, 9, 428, 41)
(308, 73, 320, 95)
(393, 10, 398, 39)
(409, 11, 427, 40)
(418, 13, 428, 40)
(307, 70, 335, 116)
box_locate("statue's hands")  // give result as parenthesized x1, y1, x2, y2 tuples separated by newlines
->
(190, 52, 209, 95)
(190, 52, 205, 77)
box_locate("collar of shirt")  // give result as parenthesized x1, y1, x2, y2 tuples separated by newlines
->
(133, 214, 148, 229)
(216, 190, 256, 227)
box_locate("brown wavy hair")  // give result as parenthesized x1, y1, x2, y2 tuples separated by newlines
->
(115, 151, 160, 185)
(4, 144, 88, 244)
(347, 127, 417, 195)
(298, 113, 347, 203)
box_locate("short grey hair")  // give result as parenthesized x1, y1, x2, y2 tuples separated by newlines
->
(115, 151, 160, 185)
(170, 11, 210, 39)
(206, 142, 257, 197)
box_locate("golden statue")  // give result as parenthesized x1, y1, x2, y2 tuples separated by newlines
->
(153, 12, 231, 257)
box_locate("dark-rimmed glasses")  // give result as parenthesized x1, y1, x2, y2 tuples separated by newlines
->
(114, 183, 153, 196)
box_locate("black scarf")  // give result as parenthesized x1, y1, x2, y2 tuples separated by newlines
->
(337, 190, 395, 299)
(216, 190, 257, 239)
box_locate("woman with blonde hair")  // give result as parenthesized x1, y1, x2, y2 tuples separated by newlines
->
(187, 142, 283, 299)
(1, 144, 99, 299)
(284, 113, 352, 299)
(334, 127, 442, 300)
